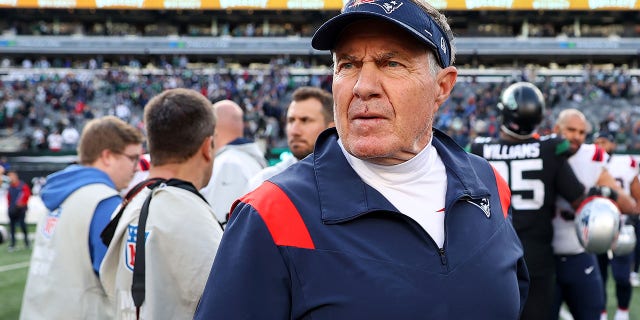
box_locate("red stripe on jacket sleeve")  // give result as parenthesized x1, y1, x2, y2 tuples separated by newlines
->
(491, 165, 511, 219)
(592, 145, 605, 162)
(236, 181, 315, 249)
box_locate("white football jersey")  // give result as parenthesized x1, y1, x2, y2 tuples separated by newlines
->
(552, 143, 608, 255)
(606, 154, 639, 193)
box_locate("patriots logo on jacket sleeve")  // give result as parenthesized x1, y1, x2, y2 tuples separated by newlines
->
(41, 208, 62, 239)
(125, 224, 150, 271)
(466, 198, 491, 218)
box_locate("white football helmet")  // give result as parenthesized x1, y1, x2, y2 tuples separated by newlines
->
(612, 224, 637, 256)
(575, 196, 621, 254)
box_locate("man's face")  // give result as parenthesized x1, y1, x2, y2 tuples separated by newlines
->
(8, 172, 17, 184)
(331, 20, 455, 165)
(594, 137, 615, 154)
(111, 143, 143, 191)
(555, 115, 587, 153)
(286, 98, 332, 160)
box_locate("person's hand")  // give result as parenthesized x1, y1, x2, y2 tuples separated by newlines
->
(587, 186, 618, 202)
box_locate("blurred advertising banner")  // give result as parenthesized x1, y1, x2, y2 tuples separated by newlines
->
(0, 0, 344, 9)
(0, 0, 638, 9)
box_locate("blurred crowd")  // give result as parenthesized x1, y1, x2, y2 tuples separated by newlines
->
(1, 60, 639, 155)
(0, 57, 332, 154)
(439, 67, 640, 152)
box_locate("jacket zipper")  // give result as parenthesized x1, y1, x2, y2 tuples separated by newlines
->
(439, 193, 491, 267)
(438, 247, 447, 265)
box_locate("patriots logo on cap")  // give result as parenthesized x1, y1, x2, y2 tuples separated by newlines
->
(41, 207, 62, 239)
(124, 224, 150, 271)
(349, 0, 403, 14)
(440, 37, 447, 54)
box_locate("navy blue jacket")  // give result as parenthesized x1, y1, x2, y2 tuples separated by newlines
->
(195, 128, 529, 319)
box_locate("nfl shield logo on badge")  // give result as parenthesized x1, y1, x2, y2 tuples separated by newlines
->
(124, 224, 150, 271)
(125, 224, 138, 271)
(41, 208, 62, 239)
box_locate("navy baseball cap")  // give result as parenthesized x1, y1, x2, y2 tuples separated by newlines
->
(594, 131, 616, 142)
(311, 0, 452, 69)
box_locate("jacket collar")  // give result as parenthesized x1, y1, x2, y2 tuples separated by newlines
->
(313, 128, 490, 224)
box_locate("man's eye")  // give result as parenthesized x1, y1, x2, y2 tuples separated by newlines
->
(339, 62, 354, 70)
(387, 61, 401, 67)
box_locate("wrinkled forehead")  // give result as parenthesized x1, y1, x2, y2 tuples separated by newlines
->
(333, 19, 430, 55)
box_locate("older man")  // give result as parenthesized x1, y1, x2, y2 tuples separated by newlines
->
(195, 1, 528, 319)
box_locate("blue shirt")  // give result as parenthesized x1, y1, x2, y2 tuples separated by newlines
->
(89, 196, 121, 273)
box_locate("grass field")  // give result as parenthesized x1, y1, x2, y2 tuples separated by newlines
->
(1, 225, 640, 319)
(0, 241, 31, 320)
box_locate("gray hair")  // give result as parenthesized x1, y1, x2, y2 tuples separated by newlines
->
(411, 0, 456, 66)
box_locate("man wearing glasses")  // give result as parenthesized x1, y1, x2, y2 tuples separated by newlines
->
(21, 115, 144, 320)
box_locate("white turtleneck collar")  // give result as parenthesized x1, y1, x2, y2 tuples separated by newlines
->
(338, 138, 448, 247)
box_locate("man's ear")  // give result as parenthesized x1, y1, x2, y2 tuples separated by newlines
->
(435, 66, 458, 106)
(101, 149, 115, 166)
(202, 136, 214, 162)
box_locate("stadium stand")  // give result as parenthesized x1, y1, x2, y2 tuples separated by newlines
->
(1, 65, 638, 153)
(0, 2, 639, 159)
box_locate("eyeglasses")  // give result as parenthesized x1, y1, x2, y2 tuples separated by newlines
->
(115, 152, 140, 163)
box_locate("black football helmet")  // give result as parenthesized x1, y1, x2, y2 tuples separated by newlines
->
(498, 82, 545, 138)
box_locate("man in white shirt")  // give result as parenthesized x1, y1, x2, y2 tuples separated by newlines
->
(61, 124, 80, 151)
(200, 99, 267, 225)
(247, 86, 334, 192)
(100, 88, 223, 320)
(550, 109, 636, 320)
(594, 131, 640, 320)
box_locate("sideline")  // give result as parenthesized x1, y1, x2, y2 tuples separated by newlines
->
(0, 261, 29, 273)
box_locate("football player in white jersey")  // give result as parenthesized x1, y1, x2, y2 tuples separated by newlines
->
(550, 109, 636, 320)
(594, 131, 640, 320)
